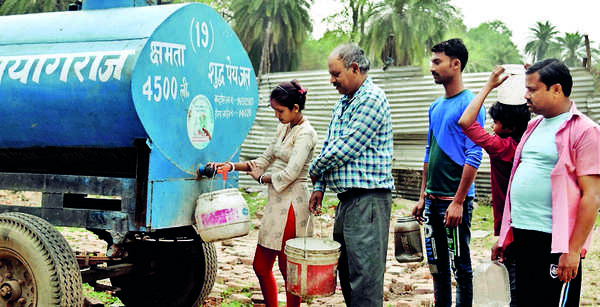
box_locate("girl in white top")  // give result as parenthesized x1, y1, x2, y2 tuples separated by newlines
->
(209, 80, 317, 307)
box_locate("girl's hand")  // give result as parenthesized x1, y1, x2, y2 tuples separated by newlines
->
(198, 162, 224, 179)
(246, 161, 264, 181)
(206, 162, 225, 169)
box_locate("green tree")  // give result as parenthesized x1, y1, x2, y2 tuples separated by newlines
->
(524, 21, 559, 62)
(462, 21, 522, 72)
(298, 30, 350, 71)
(557, 32, 586, 67)
(171, 0, 232, 21)
(361, 0, 461, 67)
(0, 0, 70, 15)
(324, 0, 377, 42)
(231, 0, 312, 74)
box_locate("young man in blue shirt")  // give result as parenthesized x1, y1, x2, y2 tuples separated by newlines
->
(412, 38, 485, 307)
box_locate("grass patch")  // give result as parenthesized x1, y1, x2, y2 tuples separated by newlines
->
(82, 283, 122, 306)
(240, 189, 266, 218)
(471, 204, 494, 232)
(220, 286, 254, 306)
(240, 189, 266, 230)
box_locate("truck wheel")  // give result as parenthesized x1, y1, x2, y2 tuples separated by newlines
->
(111, 231, 217, 307)
(0, 212, 83, 307)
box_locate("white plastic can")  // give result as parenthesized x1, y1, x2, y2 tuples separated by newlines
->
(194, 188, 250, 242)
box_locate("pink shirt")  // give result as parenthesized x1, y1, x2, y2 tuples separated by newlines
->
(498, 102, 600, 256)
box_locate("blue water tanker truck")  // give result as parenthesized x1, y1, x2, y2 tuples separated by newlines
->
(0, 1, 258, 305)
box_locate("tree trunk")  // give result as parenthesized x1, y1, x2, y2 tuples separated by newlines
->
(258, 20, 272, 77)
(584, 34, 592, 71)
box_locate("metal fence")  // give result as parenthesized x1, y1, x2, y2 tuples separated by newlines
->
(239, 67, 599, 201)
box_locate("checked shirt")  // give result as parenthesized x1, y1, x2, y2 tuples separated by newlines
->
(309, 78, 394, 193)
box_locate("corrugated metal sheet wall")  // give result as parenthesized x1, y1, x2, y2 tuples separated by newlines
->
(238, 67, 598, 201)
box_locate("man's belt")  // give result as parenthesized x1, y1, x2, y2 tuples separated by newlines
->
(337, 188, 391, 202)
(425, 194, 454, 201)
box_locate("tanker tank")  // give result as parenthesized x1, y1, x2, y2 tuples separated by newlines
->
(0, 3, 257, 177)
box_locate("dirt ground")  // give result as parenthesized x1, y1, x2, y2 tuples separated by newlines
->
(1, 191, 599, 306)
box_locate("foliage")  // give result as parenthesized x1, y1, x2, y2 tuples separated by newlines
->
(171, 0, 232, 21)
(362, 0, 461, 68)
(461, 21, 522, 72)
(0, 0, 71, 15)
(298, 30, 351, 71)
(557, 32, 585, 67)
(524, 20, 560, 63)
(231, 0, 312, 74)
(323, 0, 377, 42)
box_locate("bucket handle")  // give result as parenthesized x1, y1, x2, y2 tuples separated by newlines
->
(301, 213, 326, 259)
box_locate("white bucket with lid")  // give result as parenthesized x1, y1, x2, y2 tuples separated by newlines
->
(193, 188, 250, 242)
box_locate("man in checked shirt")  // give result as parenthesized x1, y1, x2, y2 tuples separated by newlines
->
(308, 43, 394, 307)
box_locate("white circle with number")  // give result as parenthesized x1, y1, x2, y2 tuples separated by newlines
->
(187, 94, 214, 150)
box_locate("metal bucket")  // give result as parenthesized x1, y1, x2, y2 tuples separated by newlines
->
(284, 237, 341, 298)
(194, 188, 250, 242)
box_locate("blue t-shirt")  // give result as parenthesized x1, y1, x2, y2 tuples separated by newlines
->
(510, 112, 571, 233)
(424, 90, 485, 197)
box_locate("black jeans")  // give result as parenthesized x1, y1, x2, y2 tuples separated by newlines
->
(333, 188, 392, 307)
(513, 228, 582, 307)
(503, 243, 517, 307)
(423, 197, 474, 307)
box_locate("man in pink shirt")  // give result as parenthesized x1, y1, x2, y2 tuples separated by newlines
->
(458, 65, 531, 307)
(492, 59, 600, 306)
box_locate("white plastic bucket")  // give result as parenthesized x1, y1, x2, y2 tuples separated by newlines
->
(284, 237, 341, 298)
(473, 261, 511, 307)
(194, 188, 250, 242)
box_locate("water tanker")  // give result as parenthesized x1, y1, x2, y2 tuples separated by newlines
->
(0, 1, 258, 305)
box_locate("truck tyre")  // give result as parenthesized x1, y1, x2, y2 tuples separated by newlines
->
(0, 212, 83, 307)
(111, 230, 217, 307)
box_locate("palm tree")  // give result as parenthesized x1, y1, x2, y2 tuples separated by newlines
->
(557, 32, 585, 67)
(361, 0, 460, 67)
(0, 0, 70, 15)
(524, 21, 559, 63)
(231, 0, 312, 74)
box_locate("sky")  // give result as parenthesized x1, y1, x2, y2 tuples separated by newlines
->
(310, 0, 600, 55)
